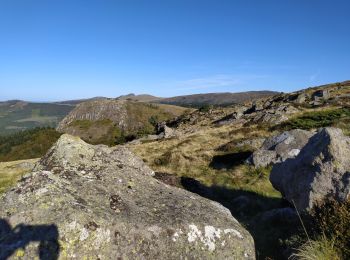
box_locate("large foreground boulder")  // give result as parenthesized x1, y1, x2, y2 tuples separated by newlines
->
(270, 127, 350, 213)
(248, 129, 314, 167)
(0, 134, 255, 259)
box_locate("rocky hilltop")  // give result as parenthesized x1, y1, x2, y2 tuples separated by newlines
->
(167, 80, 350, 134)
(57, 99, 188, 145)
(0, 134, 254, 259)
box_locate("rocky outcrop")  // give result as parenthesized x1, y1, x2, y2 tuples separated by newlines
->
(248, 129, 314, 167)
(57, 99, 128, 132)
(0, 135, 255, 259)
(270, 127, 350, 213)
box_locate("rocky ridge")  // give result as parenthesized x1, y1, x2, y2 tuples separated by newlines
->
(166, 80, 350, 134)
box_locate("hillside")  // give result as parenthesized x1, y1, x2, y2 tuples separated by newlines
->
(0, 101, 74, 135)
(57, 99, 189, 145)
(0, 127, 61, 162)
(130, 80, 350, 259)
(156, 91, 278, 107)
(0, 91, 275, 135)
(1, 80, 350, 259)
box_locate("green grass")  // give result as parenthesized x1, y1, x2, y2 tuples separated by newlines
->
(0, 159, 37, 194)
(273, 107, 350, 132)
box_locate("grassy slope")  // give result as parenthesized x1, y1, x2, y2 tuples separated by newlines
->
(273, 107, 350, 135)
(0, 159, 38, 194)
(131, 100, 350, 258)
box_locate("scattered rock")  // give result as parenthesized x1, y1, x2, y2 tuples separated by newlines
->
(248, 129, 314, 167)
(270, 127, 350, 213)
(0, 134, 255, 259)
(312, 89, 330, 101)
(293, 93, 307, 104)
(156, 122, 177, 139)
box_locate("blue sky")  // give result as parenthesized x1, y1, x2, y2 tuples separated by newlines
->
(0, 0, 349, 101)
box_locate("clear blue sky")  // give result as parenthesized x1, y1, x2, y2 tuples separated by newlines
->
(0, 0, 349, 101)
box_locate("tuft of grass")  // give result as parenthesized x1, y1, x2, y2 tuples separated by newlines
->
(291, 236, 341, 260)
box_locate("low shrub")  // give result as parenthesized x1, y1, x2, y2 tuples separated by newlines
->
(312, 199, 350, 258)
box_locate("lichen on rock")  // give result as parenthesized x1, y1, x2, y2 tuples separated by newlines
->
(0, 134, 255, 259)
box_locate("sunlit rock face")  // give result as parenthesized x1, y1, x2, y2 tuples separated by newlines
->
(270, 127, 350, 213)
(0, 134, 255, 259)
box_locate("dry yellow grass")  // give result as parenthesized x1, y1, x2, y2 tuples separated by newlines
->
(130, 123, 280, 197)
(0, 158, 38, 194)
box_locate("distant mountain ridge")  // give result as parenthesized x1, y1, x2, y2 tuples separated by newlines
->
(155, 91, 279, 107)
(1, 81, 348, 135)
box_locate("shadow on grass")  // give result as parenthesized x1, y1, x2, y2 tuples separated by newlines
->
(209, 151, 252, 170)
(180, 177, 302, 260)
(0, 218, 59, 260)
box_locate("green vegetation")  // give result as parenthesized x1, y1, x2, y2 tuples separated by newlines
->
(0, 127, 61, 162)
(68, 119, 125, 146)
(309, 199, 350, 259)
(273, 107, 350, 132)
(125, 102, 177, 134)
(198, 104, 214, 112)
(292, 236, 341, 260)
(0, 159, 38, 194)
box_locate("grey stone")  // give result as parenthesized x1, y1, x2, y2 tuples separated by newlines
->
(0, 134, 255, 259)
(248, 129, 314, 167)
(312, 89, 330, 101)
(270, 127, 350, 213)
(156, 122, 176, 139)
